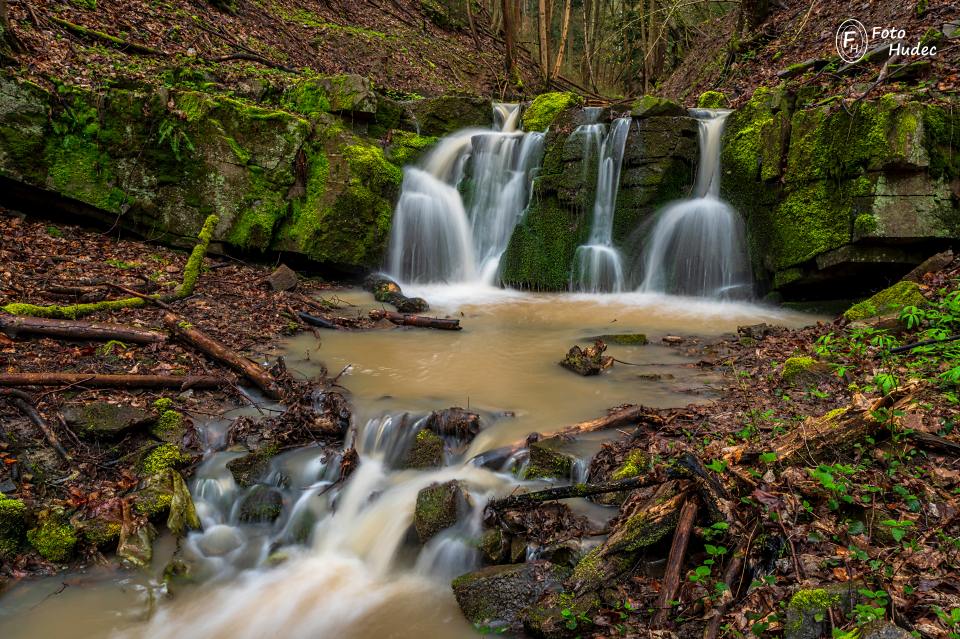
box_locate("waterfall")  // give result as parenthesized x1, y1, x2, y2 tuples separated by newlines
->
(571, 117, 631, 293)
(638, 109, 751, 299)
(387, 103, 544, 286)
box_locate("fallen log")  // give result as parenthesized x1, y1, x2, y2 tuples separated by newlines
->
(162, 313, 281, 400)
(0, 389, 71, 461)
(364, 274, 429, 313)
(0, 315, 167, 344)
(555, 404, 661, 439)
(652, 499, 698, 627)
(0, 373, 224, 389)
(369, 309, 462, 331)
(487, 474, 666, 511)
(298, 312, 339, 330)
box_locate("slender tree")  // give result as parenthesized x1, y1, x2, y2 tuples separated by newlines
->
(551, 0, 572, 80)
(537, 0, 550, 80)
(502, 0, 516, 76)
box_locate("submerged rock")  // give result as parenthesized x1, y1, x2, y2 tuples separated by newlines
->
(118, 523, 156, 568)
(559, 340, 613, 376)
(451, 561, 569, 630)
(404, 429, 445, 470)
(414, 480, 463, 543)
(238, 485, 284, 523)
(594, 333, 648, 345)
(364, 274, 429, 314)
(63, 402, 153, 440)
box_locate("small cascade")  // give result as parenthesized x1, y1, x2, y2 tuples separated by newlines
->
(638, 109, 751, 299)
(387, 103, 544, 286)
(571, 117, 631, 293)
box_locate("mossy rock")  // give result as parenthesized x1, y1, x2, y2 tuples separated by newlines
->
(780, 356, 832, 385)
(451, 561, 570, 630)
(478, 528, 510, 564)
(0, 495, 27, 557)
(62, 402, 153, 440)
(238, 485, 284, 523)
(594, 333, 648, 345)
(139, 443, 191, 476)
(413, 480, 463, 543)
(630, 95, 685, 118)
(697, 90, 728, 108)
(281, 74, 377, 117)
(526, 437, 577, 479)
(404, 94, 491, 136)
(386, 130, 438, 166)
(522, 92, 583, 132)
(149, 409, 187, 444)
(27, 511, 78, 563)
(843, 280, 927, 321)
(404, 429, 445, 469)
(226, 446, 280, 487)
(785, 583, 862, 639)
(133, 469, 200, 536)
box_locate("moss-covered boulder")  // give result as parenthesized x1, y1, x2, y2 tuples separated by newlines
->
(404, 429, 445, 469)
(134, 468, 201, 537)
(526, 437, 577, 479)
(226, 445, 280, 487)
(424, 407, 481, 441)
(631, 95, 685, 118)
(697, 90, 728, 108)
(522, 92, 583, 132)
(452, 561, 569, 630)
(62, 402, 153, 440)
(0, 495, 27, 557)
(413, 480, 463, 543)
(238, 485, 284, 523)
(404, 94, 491, 136)
(478, 528, 510, 564)
(843, 280, 927, 320)
(27, 511, 78, 563)
(780, 356, 832, 385)
(281, 74, 377, 117)
(785, 583, 862, 639)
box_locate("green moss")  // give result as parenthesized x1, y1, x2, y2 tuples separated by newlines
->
(1, 298, 145, 319)
(854, 213, 878, 236)
(786, 588, 842, 635)
(781, 356, 817, 383)
(343, 143, 402, 191)
(923, 104, 960, 178)
(600, 333, 648, 345)
(770, 181, 851, 268)
(522, 92, 582, 132)
(153, 398, 174, 412)
(843, 280, 927, 320)
(281, 80, 332, 117)
(139, 443, 190, 475)
(0, 495, 26, 557)
(611, 450, 649, 480)
(386, 130, 438, 166)
(697, 90, 728, 108)
(405, 429, 445, 469)
(176, 213, 217, 297)
(525, 438, 574, 479)
(414, 481, 461, 542)
(27, 515, 78, 563)
(82, 519, 121, 547)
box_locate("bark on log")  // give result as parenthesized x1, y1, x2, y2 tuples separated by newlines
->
(652, 499, 698, 627)
(487, 474, 665, 511)
(369, 309, 462, 331)
(0, 389, 70, 461)
(0, 315, 167, 344)
(555, 404, 661, 439)
(297, 312, 339, 330)
(0, 373, 223, 389)
(163, 313, 281, 399)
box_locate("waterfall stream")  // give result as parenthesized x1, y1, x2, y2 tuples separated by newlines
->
(387, 103, 544, 286)
(638, 109, 752, 299)
(571, 117, 631, 293)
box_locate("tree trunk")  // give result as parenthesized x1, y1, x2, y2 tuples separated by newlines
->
(652, 499, 698, 627)
(501, 0, 515, 75)
(368, 309, 462, 330)
(537, 0, 550, 80)
(0, 373, 224, 389)
(741, 0, 769, 31)
(0, 315, 168, 344)
(550, 0, 572, 79)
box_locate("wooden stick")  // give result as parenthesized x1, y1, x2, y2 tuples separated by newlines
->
(0, 373, 223, 389)
(369, 309, 461, 330)
(0, 314, 167, 344)
(652, 499, 698, 627)
(298, 312, 339, 330)
(107, 283, 175, 310)
(704, 542, 748, 639)
(486, 474, 665, 511)
(0, 389, 71, 461)
(162, 313, 281, 399)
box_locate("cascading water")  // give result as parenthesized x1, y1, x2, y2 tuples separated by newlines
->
(571, 117, 631, 293)
(638, 109, 752, 299)
(387, 103, 544, 286)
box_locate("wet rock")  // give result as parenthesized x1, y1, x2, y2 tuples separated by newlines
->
(118, 523, 156, 568)
(630, 96, 685, 118)
(26, 510, 78, 563)
(162, 557, 197, 596)
(196, 524, 244, 557)
(785, 583, 863, 639)
(861, 620, 913, 639)
(559, 340, 613, 376)
(80, 499, 123, 549)
(134, 469, 201, 536)
(266, 264, 298, 291)
(63, 402, 153, 440)
(167, 470, 202, 536)
(526, 437, 576, 479)
(478, 528, 510, 564)
(0, 494, 27, 558)
(226, 446, 280, 487)
(451, 561, 569, 630)
(424, 407, 481, 441)
(149, 401, 189, 444)
(903, 249, 954, 282)
(404, 94, 492, 137)
(404, 429, 445, 469)
(414, 480, 463, 543)
(238, 485, 284, 523)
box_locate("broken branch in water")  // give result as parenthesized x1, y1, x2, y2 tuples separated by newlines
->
(0, 315, 167, 344)
(0, 372, 223, 390)
(369, 309, 462, 331)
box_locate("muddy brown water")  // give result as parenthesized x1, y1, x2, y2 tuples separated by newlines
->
(0, 289, 816, 639)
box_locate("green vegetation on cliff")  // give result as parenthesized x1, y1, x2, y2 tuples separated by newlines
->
(522, 92, 582, 132)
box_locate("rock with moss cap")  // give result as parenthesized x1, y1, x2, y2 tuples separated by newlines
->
(27, 510, 78, 563)
(414, 480, 463, 543)
(452, 561, 569, 630)
(522, 92, 583, 132)
(631, 95, 685, 118)
(404, 94, 491, 136)
(843, 280, 927, 321)
(0, 495, 27, 557)
(526, 436, 577, 479)
(785, 583, 862, 639)
(134, 469, 201, 537)
(226, 445, 281, 487)
(780, 356, 832, 385)
(139, 443, 191, 476)
(62, 402, 153, 440)
(404, 429, 445, 469)
(697, 90, 729, 108)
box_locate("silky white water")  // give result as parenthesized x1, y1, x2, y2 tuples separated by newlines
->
(638, 109, 752, 298)
(571, 117, 631, 293)
(387, 103, 544, 285)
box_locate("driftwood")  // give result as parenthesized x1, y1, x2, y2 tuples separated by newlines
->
(0, 373, 223, 389)
(0, 315, 167, 344)
(297, 312, 339, 330)
(555, 404, 661, 439)
(364, 274, 429, 313)
(369, 309, 462, 331)
(162, 313, 281, 400)
(652, 499, 698, 627)
(487, 474, 664, 511)
(0, 389, 70, 461)
(560, 340, 613, 376)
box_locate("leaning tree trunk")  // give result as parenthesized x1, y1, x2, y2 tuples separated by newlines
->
(741, 0, 769, 31)
(501, 0, 516, 76)
(550, 0, 571, 80)
(537, 0, 550, 80)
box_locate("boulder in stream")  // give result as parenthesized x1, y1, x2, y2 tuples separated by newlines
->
(226, 446, 281, 487)
(238, 485, 284, 523)
(364, 274, 429, 313)
(559, 340, 613, 376)
(404, 429, 445, 469)
(424, 407, 481, 441)
(526, 436, 577, 479)
(452, 561, 569, 631)
(414, 480, 463, 543)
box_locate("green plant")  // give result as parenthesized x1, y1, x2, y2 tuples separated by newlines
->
(935, 606, 960, 639)
(852, 589, 889, 624)
(879, 519, 914, 543)
(560, 606, 592, 630)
